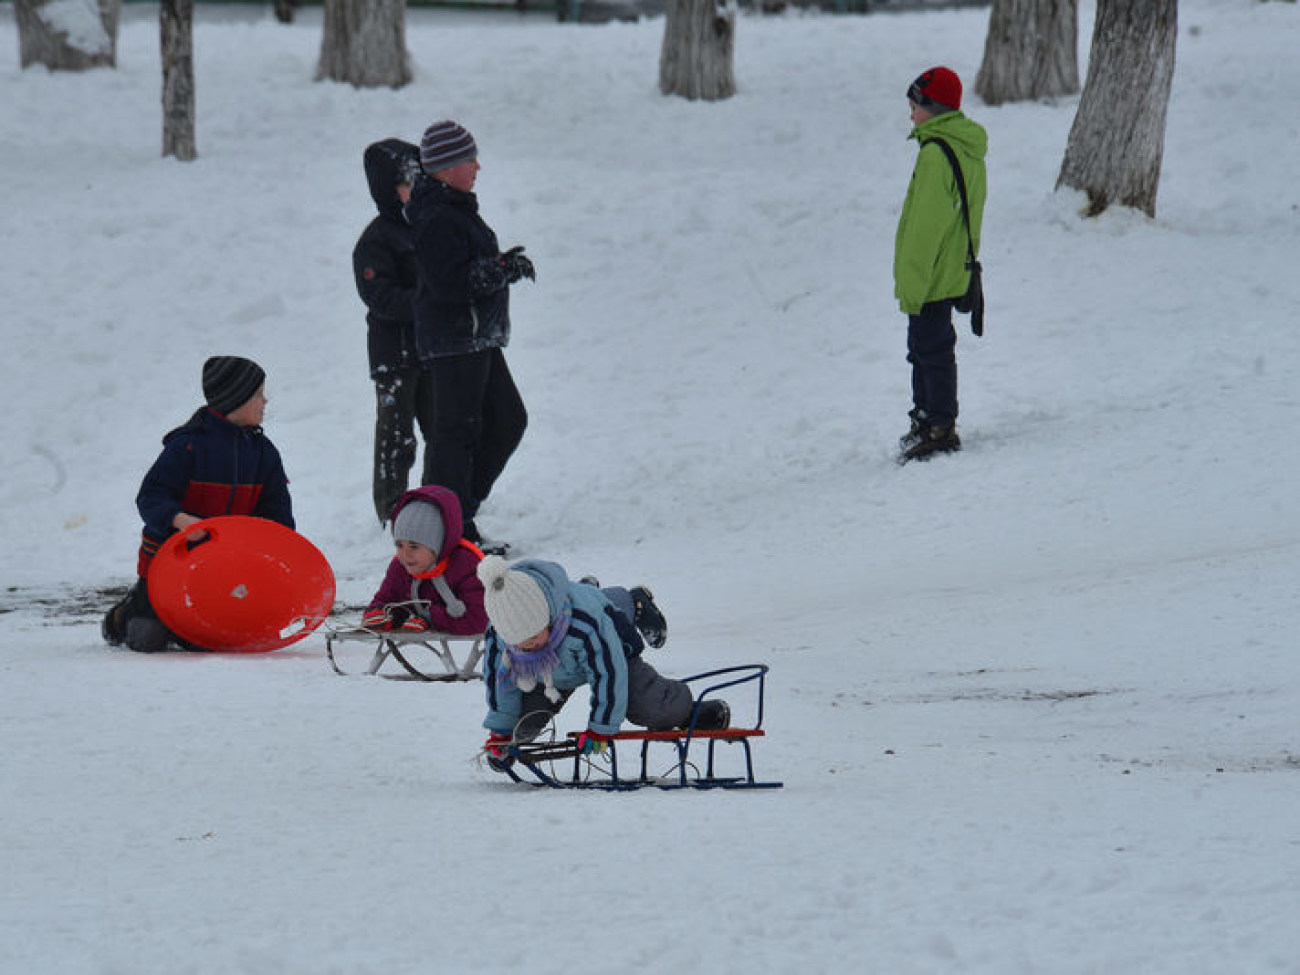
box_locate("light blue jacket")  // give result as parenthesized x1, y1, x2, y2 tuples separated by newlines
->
(482, 560, 632, 736)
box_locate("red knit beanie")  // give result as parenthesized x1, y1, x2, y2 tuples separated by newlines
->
(907, 66, 962, 112)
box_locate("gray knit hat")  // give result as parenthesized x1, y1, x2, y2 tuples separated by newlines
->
(420, 120, 477, 173)
(477, 555, 551, 645)
(392, 500, 446, 557)
(202, 356, 265, 416)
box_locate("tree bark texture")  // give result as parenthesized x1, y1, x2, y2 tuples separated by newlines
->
(15, 0, 120, 70)
(975, 0, 1078, 105)
(317, 0, 410, 90)
(161, 0, 196, 161)
(1056, 0, 1176, 218)
(659, 0, 736, 102)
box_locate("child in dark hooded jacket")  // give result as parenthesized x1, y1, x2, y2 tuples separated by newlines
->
(353, 138, 436, 526)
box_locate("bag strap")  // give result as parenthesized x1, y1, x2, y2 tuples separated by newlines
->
(924, 138, 977, 266)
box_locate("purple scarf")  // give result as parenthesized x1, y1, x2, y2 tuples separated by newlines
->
(497, 608, 571, 693)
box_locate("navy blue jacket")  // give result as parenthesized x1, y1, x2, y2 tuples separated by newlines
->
(135, 408, 294, 576)
(404, 177, 511, 360)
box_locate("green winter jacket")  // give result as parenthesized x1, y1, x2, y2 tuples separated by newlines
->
(893, 111, 988, 316)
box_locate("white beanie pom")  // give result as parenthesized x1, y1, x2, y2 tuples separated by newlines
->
(477, 554, 511, 589)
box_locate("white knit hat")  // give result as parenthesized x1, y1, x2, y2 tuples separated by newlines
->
(477, 555, 551, 645)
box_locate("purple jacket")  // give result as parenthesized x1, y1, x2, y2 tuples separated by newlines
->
(367, 485, 487, 636)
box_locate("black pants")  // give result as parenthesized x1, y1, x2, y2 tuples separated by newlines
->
(424, 347, 527, 521)
(906, 298, 959, 428)
(373, 366, 436, 525)
(107, 577, 190, 652)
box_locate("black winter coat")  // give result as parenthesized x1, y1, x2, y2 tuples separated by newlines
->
(404, 177, 511, 360)
(353, 139, 420, 379)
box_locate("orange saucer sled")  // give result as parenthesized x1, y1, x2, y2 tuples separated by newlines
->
(148, 516, 336, 653)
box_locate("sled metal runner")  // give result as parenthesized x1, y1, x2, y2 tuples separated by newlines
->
(499, 665, 782, 790)
(325, 625, 483, 681)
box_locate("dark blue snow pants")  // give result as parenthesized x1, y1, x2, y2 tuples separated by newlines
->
(906, 298, 959, 428)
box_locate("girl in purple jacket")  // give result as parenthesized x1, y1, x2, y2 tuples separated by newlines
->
(363, 484, 488, 636)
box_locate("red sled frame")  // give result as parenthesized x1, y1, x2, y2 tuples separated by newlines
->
(500, 664, 782, 790)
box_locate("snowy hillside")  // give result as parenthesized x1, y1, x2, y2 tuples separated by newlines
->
(2, 2, 1299, 972)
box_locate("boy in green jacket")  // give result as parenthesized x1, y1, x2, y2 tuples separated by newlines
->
(894, 66, 987, 463)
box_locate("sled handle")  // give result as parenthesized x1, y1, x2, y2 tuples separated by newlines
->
(171, 519, 217, 557)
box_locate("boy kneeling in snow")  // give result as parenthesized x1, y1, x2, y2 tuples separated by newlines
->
(101, 356, 294, 653)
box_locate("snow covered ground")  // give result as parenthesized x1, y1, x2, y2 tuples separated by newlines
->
(3, 1, 1299, 972)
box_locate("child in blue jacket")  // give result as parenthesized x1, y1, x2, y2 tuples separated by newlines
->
(477, 556, 729, 765)
(101, 356, 294, 652)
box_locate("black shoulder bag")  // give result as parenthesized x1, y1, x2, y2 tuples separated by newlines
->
(927, 138, 984, 337)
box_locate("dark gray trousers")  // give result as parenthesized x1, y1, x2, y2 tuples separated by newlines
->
(515, 655, 693, 740)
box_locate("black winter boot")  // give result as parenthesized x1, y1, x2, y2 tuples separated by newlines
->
(101, 595, 130, 646)
(691, 699, 731, 731)
(900, 423, 961, 463)
(899, 407, 928, 451)
(629, 586, 667, 649)
(464, 520, 511, 557)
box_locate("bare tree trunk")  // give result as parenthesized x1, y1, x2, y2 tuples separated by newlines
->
(975, 0, 1078, 105)
(161, 0, 196, 161)
(1056, 0, 1176, 218)
(316, 0, 410, 89)
(14, 0, 120, 70)
(659, 0, 736, 102)
(274, 0, 296, 23)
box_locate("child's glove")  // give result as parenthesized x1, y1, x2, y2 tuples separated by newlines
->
(361, 607, 391, 631)
(398, 615, 429, 633)
(468, 247, 535, 297)
(484, 733, 514, 773)
(576, 730, 613, 756)
(501, 246, 536, 283)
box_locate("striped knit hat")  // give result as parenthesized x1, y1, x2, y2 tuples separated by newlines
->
(202, 356, 265, 416)
(419, 120, 477, 173)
